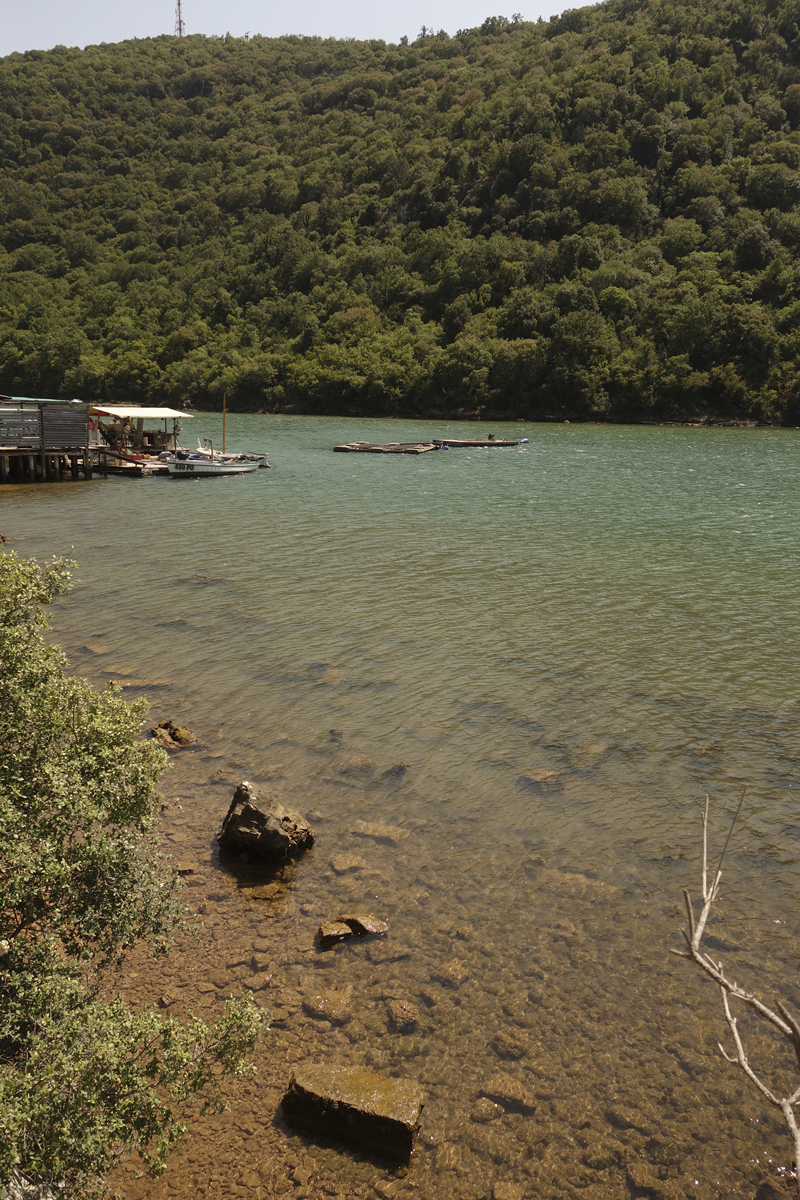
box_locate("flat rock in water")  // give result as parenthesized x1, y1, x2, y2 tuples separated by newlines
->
(218, 781, 314, 861)
(352, 819, 409, 844)
(481, 1072, 536, 1115)
(243, 881, 284, 901)
(302, 988, 351, 1024)
(331, 853, 366, 874)
(282, 1063, 423, 1160)
(339, 912, 389, 936)
(538, 867, 619, 899)
(319, 920, 353, 948)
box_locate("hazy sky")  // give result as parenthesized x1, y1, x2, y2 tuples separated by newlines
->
(1, 0, 587, 59)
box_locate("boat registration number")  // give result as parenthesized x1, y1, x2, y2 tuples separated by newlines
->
(173, 463, 195, 471)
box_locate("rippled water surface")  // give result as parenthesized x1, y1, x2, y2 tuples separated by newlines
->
(5, 416, 800, 1199)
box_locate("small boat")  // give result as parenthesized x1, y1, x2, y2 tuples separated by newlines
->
(188, 439, 269, 468)
(168, 458, 258, 477)
(167, 440, 259, 478)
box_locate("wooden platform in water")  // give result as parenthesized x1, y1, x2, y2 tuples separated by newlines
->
(333, 438, 519, 454)
(333, 441, 438, 454)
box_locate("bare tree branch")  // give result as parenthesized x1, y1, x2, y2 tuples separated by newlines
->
(676, 791, 800, 1193)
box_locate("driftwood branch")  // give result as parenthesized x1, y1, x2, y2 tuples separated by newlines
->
(675, 789, 800, 1190)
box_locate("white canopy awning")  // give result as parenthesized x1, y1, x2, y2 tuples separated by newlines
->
(92, 405, 192, 420)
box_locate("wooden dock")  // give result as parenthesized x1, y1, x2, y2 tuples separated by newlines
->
(0, 447, 108, 484)
(333, 437, 519, 454)
(0, 399, 104, 484)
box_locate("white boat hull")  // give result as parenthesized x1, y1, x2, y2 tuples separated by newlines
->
(168, 460, 259, 477)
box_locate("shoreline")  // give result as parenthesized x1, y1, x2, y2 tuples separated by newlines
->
(184, 408, 795, 430)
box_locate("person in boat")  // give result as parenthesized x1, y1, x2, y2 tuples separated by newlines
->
(488, 433, 495, 440)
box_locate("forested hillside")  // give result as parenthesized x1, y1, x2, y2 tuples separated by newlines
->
(2, 0, 800, 421)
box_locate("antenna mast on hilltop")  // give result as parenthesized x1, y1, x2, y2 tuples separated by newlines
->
(174, 0, 185, 36)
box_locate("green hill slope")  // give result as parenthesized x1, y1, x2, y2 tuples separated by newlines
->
(2, 2, 800, 422)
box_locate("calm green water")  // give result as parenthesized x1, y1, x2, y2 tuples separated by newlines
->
(4, 416, 800, 1199)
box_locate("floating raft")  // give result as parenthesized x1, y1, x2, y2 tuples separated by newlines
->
(432, 438, 518, 448)
(333, 438, 519, 453)
(333, 441, 438, 454)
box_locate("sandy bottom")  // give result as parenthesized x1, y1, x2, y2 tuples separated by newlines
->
(110, 747, 797, 1200)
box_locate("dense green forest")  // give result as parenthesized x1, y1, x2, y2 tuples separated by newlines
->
(2, 0, 800, 421)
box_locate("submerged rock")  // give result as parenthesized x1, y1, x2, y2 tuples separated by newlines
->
(281, 1063, 424, 1160)
(218, 781, 314, 861)
(538, 867, 619, 899)
(331, 853, 366, 875)
(516, 769, 561, 792)
(381, 763, 407, 779)
(112, 677, 170, 690)
(338, 754, 375, 775)
(367, 941, 411, 964)
(386, 998, 420, 1033)
(244, 881, 285, 901)
(351, 819, 409, 844)
(302, 988, 351, 1024)
(470, 1097, 503, 1124)
(431, 959, 468, 989)
(491, 1029, 528, 1060)
(481, 1072, 536, 1115)
(494, 1185, 524, 1200)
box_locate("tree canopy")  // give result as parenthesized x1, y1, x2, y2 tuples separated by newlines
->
(2, 0, 800, 421)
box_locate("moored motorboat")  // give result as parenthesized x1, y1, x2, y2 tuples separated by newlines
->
(168, 458, 259, 477)
(167, 440, 259, 477)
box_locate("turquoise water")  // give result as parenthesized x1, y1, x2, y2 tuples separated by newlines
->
(4, 416, 800, 1198)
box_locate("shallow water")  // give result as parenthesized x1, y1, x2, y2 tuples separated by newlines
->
(5, 416, 800, 1199)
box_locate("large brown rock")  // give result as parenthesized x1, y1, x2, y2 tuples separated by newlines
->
(150, 720, 196, 749)
(218, 781, 314, 860)
(282, 1064, 423, 1160)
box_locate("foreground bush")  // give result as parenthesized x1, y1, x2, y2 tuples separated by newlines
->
(0, 551, 264, 1197)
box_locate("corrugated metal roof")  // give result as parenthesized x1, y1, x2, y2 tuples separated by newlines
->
(0, 395, 86, 405)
